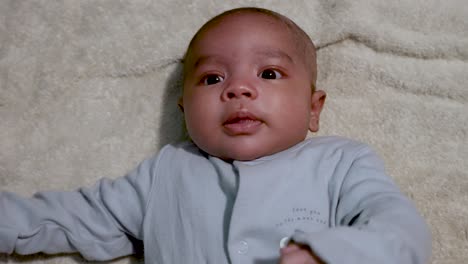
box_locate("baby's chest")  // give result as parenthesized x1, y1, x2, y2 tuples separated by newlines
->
(144, 162, 333, 262)
(225, 174, 332, 263)
(229, 175, 331, 237)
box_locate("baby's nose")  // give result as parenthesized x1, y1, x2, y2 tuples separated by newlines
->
(225, 89, 252, 99)
(221, 79, 258, 100)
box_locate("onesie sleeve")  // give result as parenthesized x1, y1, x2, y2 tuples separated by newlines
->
(0, 153, 161, 261)
(291, 144, 431, 264)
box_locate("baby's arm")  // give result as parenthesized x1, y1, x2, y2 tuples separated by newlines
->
(290, 145, 431, 264)
(0, 154, 159, 261)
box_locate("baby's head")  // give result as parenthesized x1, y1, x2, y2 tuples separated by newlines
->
(180, 7, 326, 161)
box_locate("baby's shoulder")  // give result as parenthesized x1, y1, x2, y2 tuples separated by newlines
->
(301, 136, 370, 153)
(155, 141, 206, 161)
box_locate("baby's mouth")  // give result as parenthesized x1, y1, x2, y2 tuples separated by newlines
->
(223, 112, 263, 135)
(224, 117, 259, 125)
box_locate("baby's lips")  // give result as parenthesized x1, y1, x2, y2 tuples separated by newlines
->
(223, 110, 261, 125)
(222, 111, 264, 135)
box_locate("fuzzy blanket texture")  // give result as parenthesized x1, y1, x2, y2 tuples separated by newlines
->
(0, 0, 467, 263)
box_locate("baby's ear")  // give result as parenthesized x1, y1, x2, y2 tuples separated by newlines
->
(178, 97, 184, 113)
(308, 90, 326, 132)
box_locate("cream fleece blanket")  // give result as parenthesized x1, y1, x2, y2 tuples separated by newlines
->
(0, 0, 467, 263)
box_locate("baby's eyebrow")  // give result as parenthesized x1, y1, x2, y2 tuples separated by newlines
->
(190, 49, 294, 69)
(192, 55, 223, 68)
(252, 48, 294, 64)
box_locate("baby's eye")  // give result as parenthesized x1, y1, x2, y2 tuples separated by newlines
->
(202, 74, 224, 85)
(259, 69, 283, 79)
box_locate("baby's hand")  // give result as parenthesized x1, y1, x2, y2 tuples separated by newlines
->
(279, 242, 325, 264)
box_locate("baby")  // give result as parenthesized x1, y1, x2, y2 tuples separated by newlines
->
(0, 7, 431, 264)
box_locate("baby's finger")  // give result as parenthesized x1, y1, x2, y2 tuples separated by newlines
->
(278, 248, 319, 264)
(280, 243, 302, 255)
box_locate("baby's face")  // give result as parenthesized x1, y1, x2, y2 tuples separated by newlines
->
(182, 12, 325, 161)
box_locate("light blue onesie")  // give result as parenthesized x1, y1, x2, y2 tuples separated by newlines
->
(0, 136, 431, 263)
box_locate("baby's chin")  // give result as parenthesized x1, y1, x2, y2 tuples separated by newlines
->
(203, 141, 297, 162)
(218, 151, 266, 162)
(192, 133, 308, 161)
(197, 143, 267, 161)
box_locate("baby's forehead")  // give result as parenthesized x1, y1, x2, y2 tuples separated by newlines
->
(201, 12, 297, 40)
(193, 13, 306, 55)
